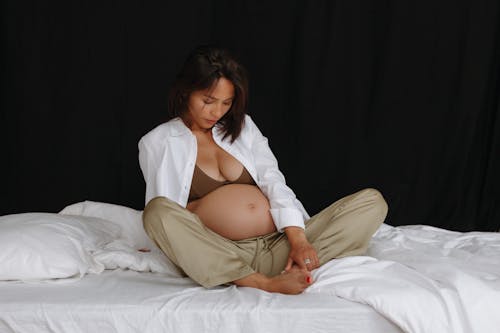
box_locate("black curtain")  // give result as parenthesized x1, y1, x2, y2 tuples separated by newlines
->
(2, 1, 499, 231)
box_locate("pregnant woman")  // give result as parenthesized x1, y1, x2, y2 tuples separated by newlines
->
(139, 45, 388, 294)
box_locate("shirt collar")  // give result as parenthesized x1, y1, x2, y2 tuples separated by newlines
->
(168, 117, 224, 138)
(168, 118, 192, 137)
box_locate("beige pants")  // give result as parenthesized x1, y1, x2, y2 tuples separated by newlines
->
(143, 188, 388, 288)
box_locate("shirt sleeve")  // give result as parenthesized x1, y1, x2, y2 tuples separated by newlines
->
(138, 138, 159, 205)
(246, 116, 306, 232)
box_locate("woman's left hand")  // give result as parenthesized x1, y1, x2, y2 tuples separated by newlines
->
(284, 227, 319, 271)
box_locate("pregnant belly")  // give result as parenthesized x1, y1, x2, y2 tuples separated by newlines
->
(186, 184, 277, 240)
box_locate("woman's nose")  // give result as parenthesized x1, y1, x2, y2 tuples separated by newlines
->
(211, 103, 225, 117)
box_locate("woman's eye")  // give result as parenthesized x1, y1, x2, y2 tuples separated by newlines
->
(203, 100, 213, 104)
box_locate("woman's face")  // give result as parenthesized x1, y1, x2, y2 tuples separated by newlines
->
(186, 77, 235, 131)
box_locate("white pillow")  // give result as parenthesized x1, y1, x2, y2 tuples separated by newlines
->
(0, 213, 121, 281)
(59, 201, 154, 250)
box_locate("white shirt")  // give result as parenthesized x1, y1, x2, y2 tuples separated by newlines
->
(138, 114, 310, 231)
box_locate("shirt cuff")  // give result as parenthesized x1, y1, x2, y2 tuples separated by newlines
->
(270, 208, 306, 232)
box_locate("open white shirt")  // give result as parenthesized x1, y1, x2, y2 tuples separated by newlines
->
(138, 114, 310, 231)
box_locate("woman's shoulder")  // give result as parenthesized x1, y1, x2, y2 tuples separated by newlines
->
(140, 118, 191, 145)
(241, 113, 259, 132)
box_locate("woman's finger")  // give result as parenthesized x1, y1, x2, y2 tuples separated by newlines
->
(305, 249, 319, 270)
(285, 257, 294, 271)
(296, 258, 307, 270)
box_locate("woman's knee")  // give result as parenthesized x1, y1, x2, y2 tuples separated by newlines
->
(365, 188, 389, 218)
(358, 188, 388, 223)
(143, 196, 174, 228)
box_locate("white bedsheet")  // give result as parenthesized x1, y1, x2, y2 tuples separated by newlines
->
(0, 269, 401, 333)
(308, 224, 500, 333)
(1, 203, 499, 333)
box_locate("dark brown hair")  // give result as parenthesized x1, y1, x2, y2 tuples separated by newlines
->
(168, 45, 249, 142)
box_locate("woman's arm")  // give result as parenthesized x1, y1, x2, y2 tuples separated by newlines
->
(246, 115, 307, 232)
(138, 138, 160, 205)
(246, 115, 319, 271)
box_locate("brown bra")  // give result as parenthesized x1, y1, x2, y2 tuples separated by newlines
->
(188, 165, 256, 202)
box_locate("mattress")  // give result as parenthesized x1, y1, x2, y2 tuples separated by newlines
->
(0, 269, 402, 333)
(1, 201, 499, 333)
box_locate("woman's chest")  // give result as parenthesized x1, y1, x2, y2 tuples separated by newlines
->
(195, 136, 245, 182)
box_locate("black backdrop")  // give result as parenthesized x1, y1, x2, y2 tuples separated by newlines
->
(1, 1, 499, 231)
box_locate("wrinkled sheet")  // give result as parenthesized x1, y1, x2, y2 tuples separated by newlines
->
(306, 224, 500, 333)
(0, 269, 401, 333)
(1, 223, 498, 333)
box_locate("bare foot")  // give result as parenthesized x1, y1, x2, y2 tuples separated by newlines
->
(233, 269, 313, 295)
(267, 268, 313, 294)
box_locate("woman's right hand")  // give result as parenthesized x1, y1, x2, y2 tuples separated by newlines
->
(284, 227, 319, 272)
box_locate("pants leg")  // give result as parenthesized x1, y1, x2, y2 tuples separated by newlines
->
(258, 188, 388, 277)
(142, 196, 255, 288)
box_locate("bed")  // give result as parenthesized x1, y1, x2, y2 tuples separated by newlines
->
(0, 201, 499, 333)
